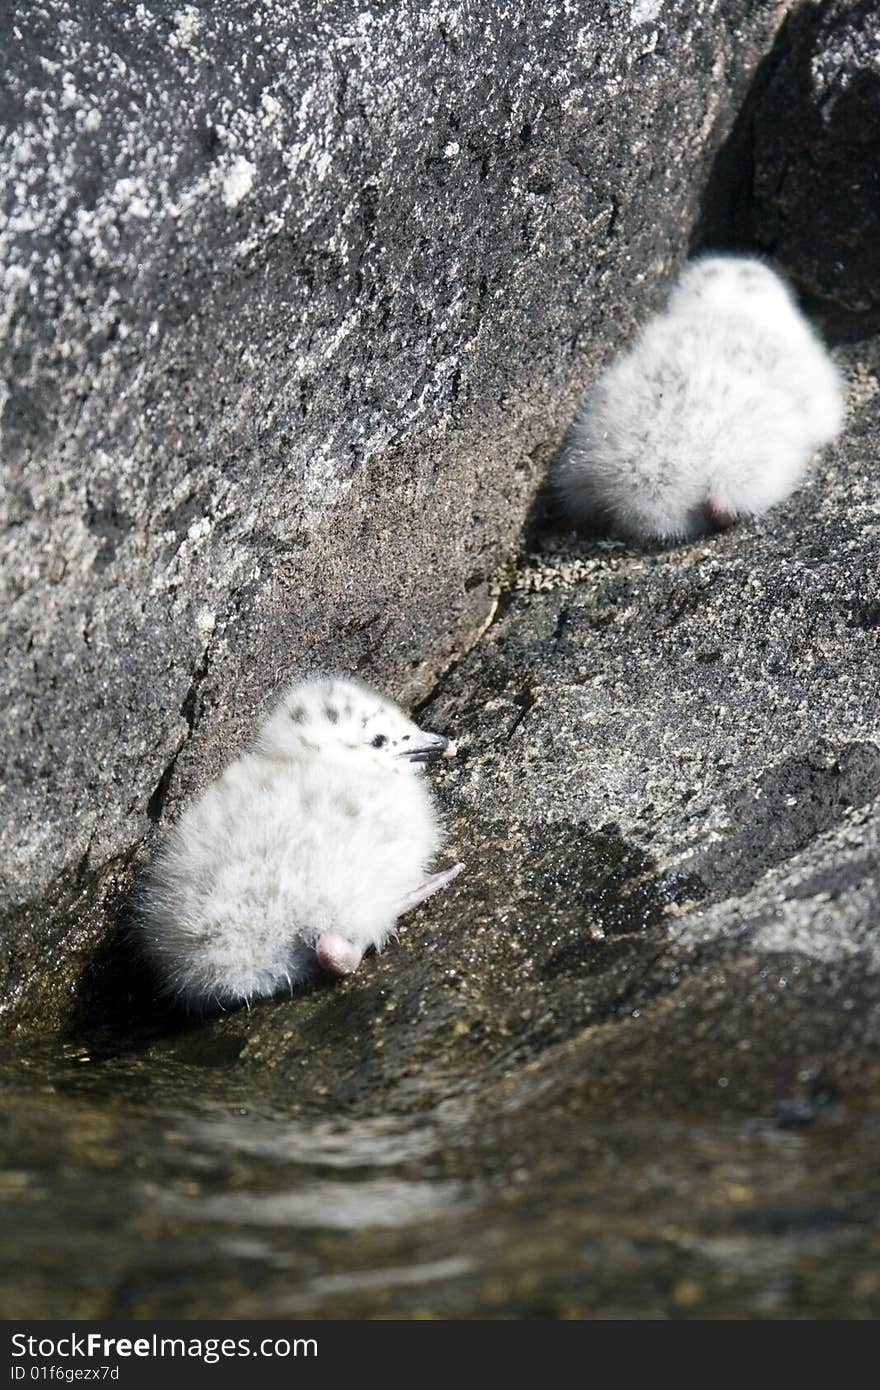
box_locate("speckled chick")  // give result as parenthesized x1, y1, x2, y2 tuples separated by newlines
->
(556, 255, 844, 541)
(137, 676, 461, 1009)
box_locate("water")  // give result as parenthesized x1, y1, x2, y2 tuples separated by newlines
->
(2, 821, 878, 1319)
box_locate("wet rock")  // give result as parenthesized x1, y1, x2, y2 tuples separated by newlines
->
(184, 337, 880, 1119)
(0, 340, 878, 1318)
(1, 0, 789, 1027)
(3, 0, 880, 1328)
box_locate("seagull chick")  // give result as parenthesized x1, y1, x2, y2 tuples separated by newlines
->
(137, 676, 462, 1010)
(556, 255, 844, 541)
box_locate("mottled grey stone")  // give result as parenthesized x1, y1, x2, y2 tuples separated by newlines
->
(4, 334, 880, 1314)
(1, 328, 879, 1320)
(4, 0, 880, 1325)
(423, 338, 880, 954)
(702, 0, 880, 324)
(1, 0, 789, 1026)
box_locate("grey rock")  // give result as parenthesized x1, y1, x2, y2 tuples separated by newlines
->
(1, 338, 879, 1316)
(425, 338, 880, 946)
(2, 0, 879, 1324)
(0, 0, 789, 1026)
(704, 0, 880, 322)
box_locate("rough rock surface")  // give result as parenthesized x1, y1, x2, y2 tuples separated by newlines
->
(1, 0, 789, 1027)
(699, 0, 880, 327)
(1, 336, 878, 1319)
(4, 0, 880, 1326)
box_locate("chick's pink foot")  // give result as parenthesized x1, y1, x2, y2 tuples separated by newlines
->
(316, 933, 363, 977)
(705, 497, 736, 531)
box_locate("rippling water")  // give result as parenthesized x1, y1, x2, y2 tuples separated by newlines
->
(3, 764, 879, 1318)
(2, 971, 878, 1321)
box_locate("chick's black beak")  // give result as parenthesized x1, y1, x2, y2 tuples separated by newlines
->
(405, 732, 457, 763)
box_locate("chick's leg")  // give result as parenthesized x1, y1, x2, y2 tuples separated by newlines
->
(316, 934, 363, 977)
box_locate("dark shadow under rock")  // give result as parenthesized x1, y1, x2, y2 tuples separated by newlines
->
(696, 0, 880, 337)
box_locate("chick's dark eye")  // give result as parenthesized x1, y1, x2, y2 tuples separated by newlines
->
(371, 734, 388, 748)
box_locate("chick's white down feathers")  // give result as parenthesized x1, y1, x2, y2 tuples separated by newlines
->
(556, 255, 844, 541)
(138, 677, 461, 1008)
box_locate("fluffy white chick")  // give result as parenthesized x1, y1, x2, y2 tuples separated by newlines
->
(137, 676, 461, 1009)
(556, 255, 844, 541)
